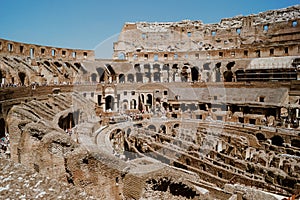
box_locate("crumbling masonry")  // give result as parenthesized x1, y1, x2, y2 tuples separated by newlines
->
(1, 5, 300, 199)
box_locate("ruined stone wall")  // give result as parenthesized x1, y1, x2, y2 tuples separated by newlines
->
(113, 5, 300, 62)
(0, 38, 94, 61)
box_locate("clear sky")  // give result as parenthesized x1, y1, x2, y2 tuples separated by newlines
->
(0, 0, 299, 58)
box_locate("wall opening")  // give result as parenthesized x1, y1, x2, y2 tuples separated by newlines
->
(91, 73, 97, 82)
(127, 74, 134, 82)
(292, 20, 298, 27)
(118, 52, 125, 60)
(271, 135, 284, 146)
(18, 72, 26, 85)
(52, 49, 56, 57)
(191, 67, 199, 82)
(119, 74, 125, 83)
(0, 118, 5, 138)
(256, 133, 266, 141)
(30, 48, 35, 58)
(8, 43, 13, 52)
(19, 46, 24, 54)
(41, 48, 45, 55)
(105, 95, 115, 111)
(96, 67, 105, 82)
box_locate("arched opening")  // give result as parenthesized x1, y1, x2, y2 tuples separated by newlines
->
(105, 64, 116, 82)
(134, 64, 141, 72)
(223, 71, 233, 82)
(271, 135, 284, 146)
(160, 125, 166, 134)
(191, 67, 199, 82)
(127, 128, 131, 136)
(148, 125, 156, 132)
(130, 99, 137, 109)
(256, 133, 266, 141)
(127, 74, 134, 82)
(291, 139, 300, 148)
(122, 99, 128, 110)
(105, 95, 114, 111)
(96, 67, 105, 82)
(146, 94, 153, 108)
(136, 73, 143, 82)
(0, 118, 5, 138)
(118, 52, 126, 60)
(162, 102, 168, 111)
(144, 64, 151, 82)
(186, 158, 191, 165)
(58, 113, 75, 131)
(153, 64, 160, 81)
(215, 62, 221, 82)
(91, 73, 97, 82)
(18, 72, 26, 85)
(223, 62, 235, 82)
(181, 66, 189, 82)
(0, 70, 3, 81)
(119, 74, 125, 83)
(173, 123, 179, 129)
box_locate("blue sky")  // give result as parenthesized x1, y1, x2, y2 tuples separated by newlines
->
(0, 0, 299, 58)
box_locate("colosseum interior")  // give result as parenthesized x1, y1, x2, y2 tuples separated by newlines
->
(1, 5, 300, 200)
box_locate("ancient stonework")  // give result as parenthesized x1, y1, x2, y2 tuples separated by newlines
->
(1, 5, 300, 199)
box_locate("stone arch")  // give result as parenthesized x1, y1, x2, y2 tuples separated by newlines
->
(223, 62, 235, 82)
(134, 64, 141, 72)
(271, 135, 284, 146)
(136, 72, 143, 83)
(0, 118, 5, 138)
(160, 124, 166, 134)
(91, 73, 97, 82)
(146, 94, 153, 108)
(144, 64, 151, 82)
(162, 102, 168, 111)
(153, 64, 161, 82)
(130, 99, 137, 109)
(122, 99, 128, 110)
(58, 113, 75, 131)
(118, 52, 126, 60)
(127, 74, 134, 82)
(256, 132, 266, 141)
(119, 74, 125, 83)
(215, 62, 222, 82)
(105, 95, 115, 111)
(148, 124, 156, 132)
(191, 66, 199, 82)
(96, 67, 105, 82)
(181, 66, 189, 82)
(18, 72, 26, 85)
(173, 123, 179, 129)
(127, 128, 131, 136)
